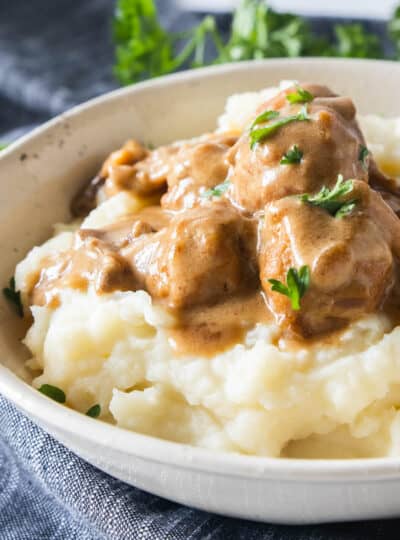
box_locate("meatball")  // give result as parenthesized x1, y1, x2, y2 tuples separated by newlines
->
(259, 184, 395, 336)
(227, 83, 368, 213)
(128, 202, 257, 309)
(160, 136, 236, 210)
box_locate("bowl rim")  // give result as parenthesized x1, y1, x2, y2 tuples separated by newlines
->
(3, 57, 400, 482)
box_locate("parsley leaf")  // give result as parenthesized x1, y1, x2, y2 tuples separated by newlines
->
(335, 200, 357, 219)
(286, 86, 314, 104)
(215, 0, 329, 62)
(250, 105, 310, 149)
(359, 145, 369, 171)
(3, 277, 23, 317)
(280, 145, 303, 165)
(86, 404, 101, 418)
(268, 265, 310, 311)
(334, 24, 382, 59)
(389, 7, 400, 59)
(38, 384, 66, 404)
(300, 174, 357, 218)
(202, 179, 231, 198)
(251, 109, 279, 129)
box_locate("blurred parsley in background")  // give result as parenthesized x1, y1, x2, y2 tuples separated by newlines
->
(113, 0, 399, 85)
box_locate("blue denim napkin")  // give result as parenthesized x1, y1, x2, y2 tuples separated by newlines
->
(3, 395, 400, 540)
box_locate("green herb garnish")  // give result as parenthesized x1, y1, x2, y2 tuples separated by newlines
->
(268, 265, 310, 311)
(334, 24, 382, 59)
(251, 109, 280, 129)
(86, 404, 101, 418)
(112, 0, 398, 86)
(280, 145, 303, 165)
(389, 7, 400, 59)
(202, 179, 231, 198)
(359, 145, 369, 171)
(38, 384, 66, 404)
(300, 174, 357, 218)
(113, 0, 222, 84)
(0, 143, 7, 151)
(334, 201, 357, 219)
(250, 105, 310, 149)
(286, 86, 314, 104)
(3, 277, 23, 317)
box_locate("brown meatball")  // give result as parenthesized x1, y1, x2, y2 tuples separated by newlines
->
(103, 134, 236, 205)
(127, 202, 257, 309)
(259, 183, 395, 336)
(228, 83, 368, 213)
(160, 136, 236, 210)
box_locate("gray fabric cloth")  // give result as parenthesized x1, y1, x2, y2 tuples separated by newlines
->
(2, 394, 400, 540)
(0, 0, 199, 127)
(0, 1, 399, 538)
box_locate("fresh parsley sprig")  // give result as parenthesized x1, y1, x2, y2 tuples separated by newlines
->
(280, 145, 303, 165)
(286, 86, 314, 104)
(202, 179, 231, 198)
(268, 265, 310, 311)
(113, 0, 394, 87)
(113, 0, 223, 84)
(335, 24, 382, 59)
(300, 174, 357, 219)
(3, 277, 23, 317)
(250, 105, 310, 149)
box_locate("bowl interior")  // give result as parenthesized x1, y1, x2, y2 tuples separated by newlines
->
(0, 57, 399, 449)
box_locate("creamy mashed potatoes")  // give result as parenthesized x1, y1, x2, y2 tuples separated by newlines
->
(15, 84, 400, 458)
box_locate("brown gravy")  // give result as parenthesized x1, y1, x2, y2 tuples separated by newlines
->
(169, 291, 271, 357)
(26, 82, 400, 356)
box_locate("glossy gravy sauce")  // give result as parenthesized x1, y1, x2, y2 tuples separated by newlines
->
(26, 82, 400, 357)
(169, 292, 271, 356)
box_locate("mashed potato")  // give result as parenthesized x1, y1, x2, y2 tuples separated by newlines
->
(15, 86, 400, 458)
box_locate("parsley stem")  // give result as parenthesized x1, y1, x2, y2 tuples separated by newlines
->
(250, 106, 310, 149)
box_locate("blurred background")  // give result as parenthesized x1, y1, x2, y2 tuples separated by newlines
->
(178, 0, 399, 18)
(1, 0, 398, 144)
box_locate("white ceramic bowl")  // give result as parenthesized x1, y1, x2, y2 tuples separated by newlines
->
(2, 59, 400, 525)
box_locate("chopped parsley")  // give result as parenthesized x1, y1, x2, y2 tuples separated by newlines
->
(86, 404, 101, 418)
(334, 200, 357, 219)
(202, 179, 231, 198)
(268, 265, 310, 311)
(250, 105, 310, 149)
(38, 384, 66, 404)
(280, 145, 303, 165)
(251, 109, 280, 129)
(335, 24, 382, 59)
(3, 277, 23, 317)
(286, 86, 314, 104)
(299, 174, 357, 219)
(359, 145, 370, 171)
